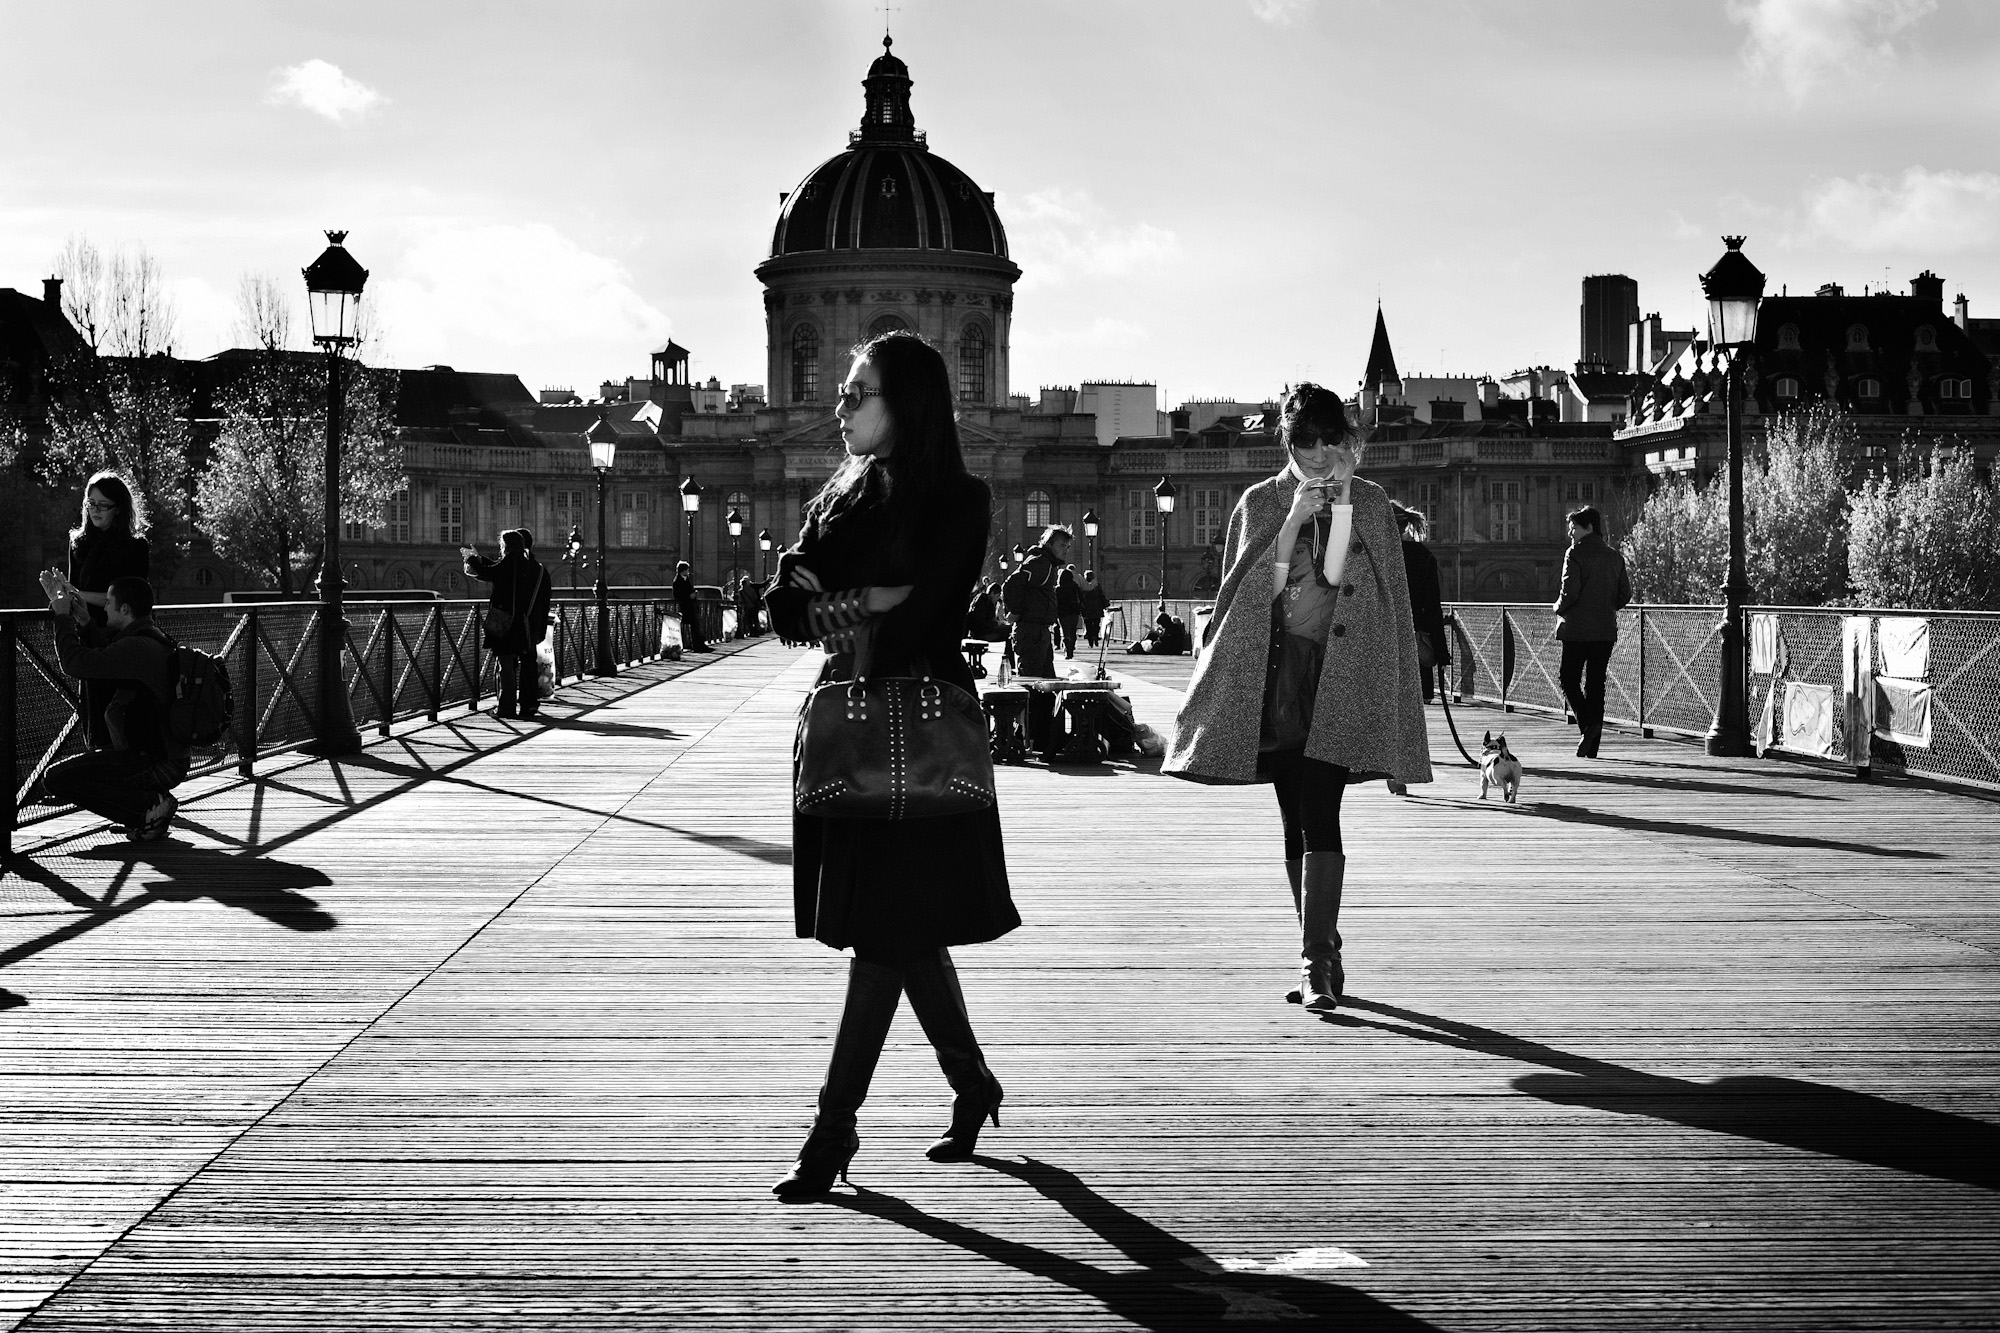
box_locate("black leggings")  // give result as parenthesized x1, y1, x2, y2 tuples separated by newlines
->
(1265, 749, 1349, 861)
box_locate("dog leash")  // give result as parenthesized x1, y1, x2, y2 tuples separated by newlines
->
(1435, 665, 1479, 767)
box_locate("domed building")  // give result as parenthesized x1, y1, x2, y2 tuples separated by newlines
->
(756, 36, 1018, 406)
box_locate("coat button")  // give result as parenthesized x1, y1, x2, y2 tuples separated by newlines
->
(1342, 584, 1355, 596)
(1332, 624, 1346, 637)
(1350, 541, 1364, 554)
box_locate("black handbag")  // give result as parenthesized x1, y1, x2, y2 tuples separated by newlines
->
(794, 630, 996, 820)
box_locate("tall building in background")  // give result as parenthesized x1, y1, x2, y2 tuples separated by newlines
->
(1076, 382, 1157, 449)
(1580, 274, 1639, 371)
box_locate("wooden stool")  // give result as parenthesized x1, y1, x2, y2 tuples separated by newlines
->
(962, 639, 990, 679)
(981, 687, 1031, 764)
(1055, 688, 1114, 765)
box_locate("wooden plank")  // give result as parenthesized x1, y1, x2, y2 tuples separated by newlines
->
(2, 638, 1996, 1330)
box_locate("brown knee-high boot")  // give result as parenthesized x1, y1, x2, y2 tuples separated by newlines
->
(1298, 851, 1346, 1012)
(773, 955, 902, 1197)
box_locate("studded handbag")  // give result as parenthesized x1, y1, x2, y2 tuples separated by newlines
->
(794, 630, 996, 820)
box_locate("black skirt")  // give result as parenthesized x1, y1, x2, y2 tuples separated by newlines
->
(793, 804, 1016, 952)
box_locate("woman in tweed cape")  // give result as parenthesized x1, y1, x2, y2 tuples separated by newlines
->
(1164, 384, 1431, 1010)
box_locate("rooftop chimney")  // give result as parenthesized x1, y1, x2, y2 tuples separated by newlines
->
(42, 276, 62, 308)
(1953, 293, 1970, 329)
(1910, 270, 1945, 310)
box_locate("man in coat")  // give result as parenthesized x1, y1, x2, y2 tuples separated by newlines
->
(672, 561, 708, 652)
(1055, 563, 1083, 660)
(1002, 526, 1070, 755)
(1553, 505, 1633, 759)
(1077, 570, 1109, 648)
(464, 528, 553, 719)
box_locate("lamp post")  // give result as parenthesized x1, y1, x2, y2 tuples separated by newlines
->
(726, 506, 744, 637)
(561, 526, 582, 592)
(587, 418, 618, 675)
(301, 230, 368, 756)
(1081, 507, 1098, 573)
(1011, 543, 1026, 567)
(680, 476, 703, 578)
(1699, 235, 1766, 758)
(1153, 476, 1177, 601)
(758, 528, 773, 582)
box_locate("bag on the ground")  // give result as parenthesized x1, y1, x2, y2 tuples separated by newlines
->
(794, 634, 994, 820)
(535, 635, 557, 696)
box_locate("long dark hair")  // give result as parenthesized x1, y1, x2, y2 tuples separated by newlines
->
(1277, 382, 1357, 452)
(803, 330, 967, 545)
(69, 469, 146, 548)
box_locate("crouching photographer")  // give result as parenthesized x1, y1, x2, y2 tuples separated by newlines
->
(37, 571, 189, 841)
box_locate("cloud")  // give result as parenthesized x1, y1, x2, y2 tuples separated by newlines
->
(1801, 167, 2000, 251)
(268, 59, 387, 122)
(1004, 189, 1181, 288)
(370, 221, 669, 362)
(1727, 0, 1936, 99)
(1250, 0, 1315, 25)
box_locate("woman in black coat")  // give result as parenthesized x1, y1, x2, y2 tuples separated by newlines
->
(462, 528, 552, 719)
(671, 561, 707, 652)
(763, 330, 1018, 1198)
(1392, 503, 1450, 703)
(66, 470, 151, 750)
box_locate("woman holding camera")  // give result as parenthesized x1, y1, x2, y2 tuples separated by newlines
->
(66, 471, 151, 750)
(1164, 383, 1431, 1011)
(762, 330, 1018, 1197)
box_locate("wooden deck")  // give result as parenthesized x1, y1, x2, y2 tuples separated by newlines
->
(2, 638, 1996, 1331)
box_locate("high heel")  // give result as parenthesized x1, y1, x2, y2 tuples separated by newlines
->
(925, 1070, 1004, 1162)
(772, 1125, 859, 1198)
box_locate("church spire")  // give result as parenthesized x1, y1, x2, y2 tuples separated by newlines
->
(1363, 302, 1401, 391)
(858, 34, 919, 145)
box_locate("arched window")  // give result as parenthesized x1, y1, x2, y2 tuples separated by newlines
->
(1775, 376, 1800, 400)
(1025, 490, 1052, 530)
(1857, 377, 1882, 399)
(959, 324, 987, 403)
(1777, 324, 1801, 349)
(1846, 324, 1870, 350)
(790, 325, 820, 403)
(868, 314, 908, 339)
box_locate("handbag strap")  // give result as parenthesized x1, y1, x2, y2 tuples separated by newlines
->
(844, 620, 932, 685)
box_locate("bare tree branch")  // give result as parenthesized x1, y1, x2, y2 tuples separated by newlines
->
(232, 272, 293, 351)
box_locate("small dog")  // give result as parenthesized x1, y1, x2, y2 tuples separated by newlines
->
(1479, 731, 1522, 803)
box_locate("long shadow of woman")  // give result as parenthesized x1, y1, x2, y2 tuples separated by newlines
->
(823, 1156, 1438, 1331)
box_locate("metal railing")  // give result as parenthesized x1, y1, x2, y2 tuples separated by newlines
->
(1, 594, 687, 851)
(1445, 602, 2000, 794)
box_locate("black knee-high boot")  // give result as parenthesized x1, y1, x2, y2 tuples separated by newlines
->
(773, 955, 902, 1197)
(900, 948, 1004, 1162)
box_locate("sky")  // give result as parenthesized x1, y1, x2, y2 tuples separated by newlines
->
(4, 0, 1998, 406)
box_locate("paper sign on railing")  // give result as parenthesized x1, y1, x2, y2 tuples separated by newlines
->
(1750, 614, 1781, 675)
(1873, 677, 1933, 747)
(1782, 682, 1838, 758)
(1878, 617, 1929, 680)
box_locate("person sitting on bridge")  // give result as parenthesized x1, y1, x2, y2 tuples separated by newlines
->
(37, 572, 189, 841)
(1126, 605, 1191, 656)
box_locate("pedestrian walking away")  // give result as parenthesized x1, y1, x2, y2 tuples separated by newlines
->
(1552, 504, 1632, 759)
(64, 470, 151, 752)
(37, 572, 189, 841)
(1077, 569, 1109, 648)
(463, 528, 553, 720)
(1001, 523, 1071, 751)
(1056, 562, 1083, 659)
(762, 329, 1019, 1199)
(672, 560, 709, 652)
(1163, 382, 1431, 1011)
(1386, 502, 1451, 794)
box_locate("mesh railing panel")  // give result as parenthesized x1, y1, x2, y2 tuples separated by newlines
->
(5, 596, 669, 840)
(1501, 607, 1566, 714)
(1449, 605, 1505, 703)
(1885, 615, 2000, 790)
(1641, 609, 1722, 735)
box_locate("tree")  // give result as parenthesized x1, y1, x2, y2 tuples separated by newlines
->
(1847, 440, 2000, 611)
(1619, 473, 1728, 604)
(196, 350, 401, 595)
(232, 272, 293, 352)
(1745, 402, 1855, 605)
(54, 236, 177, 357)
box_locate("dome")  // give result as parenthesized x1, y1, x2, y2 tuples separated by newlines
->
(768, 37, 1008, 260)
(771, 147, 1007, 258)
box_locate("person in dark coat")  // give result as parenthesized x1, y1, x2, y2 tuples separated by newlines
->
(672, 561, 708, 651)
(1055, 563, 1083, 659)
(1553, 504, 1633, 759)
(462, 528, 552, 720)
(65, 471, 152, 751)
(1392, 503, 1451, 703)
(1077, 569, 1109, 648)
(763, 329, 1018, 1199)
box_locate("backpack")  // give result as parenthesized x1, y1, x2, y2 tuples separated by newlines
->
(139, 626, 234, 747)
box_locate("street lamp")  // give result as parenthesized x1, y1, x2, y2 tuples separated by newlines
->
(1011, 543, 1026, 566)
(301, 230, 368, 756)
(726, 506, 744, 637)
(679, 475, 703, 578)
(758, 527, 774, 582)
(1698, 235, 1765, 758)
(561, 526, 582, 592)
(1153, 475, 1177, 600)
(1081, 507, 1099, 573)
(587, 418, 618, 675)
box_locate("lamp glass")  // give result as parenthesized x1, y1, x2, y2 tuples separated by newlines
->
(1708, 297, 1760, 349)
(1082, 509, 1098, 538)
(680, 479, 702, 513)
(306, 289, 359, 346)
(727, 508, 744, 538)
(758, 529, 773, 551)
(1154, 493, 1176, 515)
(589, 439, 617, 471)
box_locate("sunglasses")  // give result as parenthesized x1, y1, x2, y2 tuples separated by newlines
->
(86, 502, 117, 513)
(836, 383, 883, 411)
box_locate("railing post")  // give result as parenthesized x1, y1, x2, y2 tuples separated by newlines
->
(467, 607, 483, 713)
(378, 608, 394, 737)
(1638, 607, 1652, 738)
(1500, 605, 1515, 712)
(428, 608, 442, 722)
(237, 608, 259, 776)
(2, 614, 17, 858)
